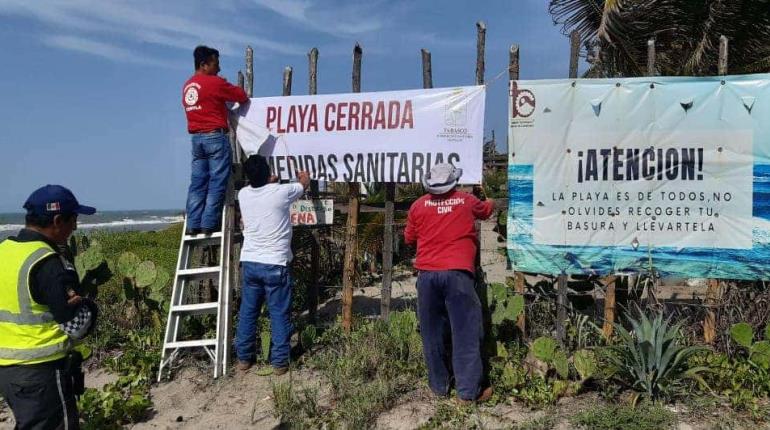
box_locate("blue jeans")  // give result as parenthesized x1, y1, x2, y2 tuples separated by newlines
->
(186, 131, 231, 230)
(235, 262, 294, 367)
(416, 270, 483, 400)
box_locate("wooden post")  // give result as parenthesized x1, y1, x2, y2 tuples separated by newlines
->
(647, 38, 656, 77)
(381, 184, 395, 320)
(602, 276, 617, 340)
(718, 35, 728, 75)
(569, 30, 580, 79)
(704, 279, 720, 344)
(704, 36, 728, 343)
(557, 31, 580, 346)
(474, 22, 485, 283)
(475, 22, 486, 85)
(421, 49, 433, 88)
(282, 67, 293, 96)
(342, 43, 363, 333)
(508, 44, 526, 336)
(509, 44, 520, 81)
(307, 48, 320, 324)
(245, 46, 254, 98)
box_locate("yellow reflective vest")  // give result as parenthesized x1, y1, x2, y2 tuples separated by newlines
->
(0, 239, 72, 366)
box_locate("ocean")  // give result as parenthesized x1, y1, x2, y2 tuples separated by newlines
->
(0, 210, 184, 240)
(508, 164, 770, 280)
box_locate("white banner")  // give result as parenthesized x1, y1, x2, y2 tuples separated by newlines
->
(232, 86, 486, 183)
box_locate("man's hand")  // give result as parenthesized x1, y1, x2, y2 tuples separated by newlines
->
(298, 171, 311, 190)
(473, 184, 487, 201)
(66, 289, 83, 306)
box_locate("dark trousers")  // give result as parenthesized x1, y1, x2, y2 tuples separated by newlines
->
(0, 359, 79, 430)
(416, 270, 483, 400)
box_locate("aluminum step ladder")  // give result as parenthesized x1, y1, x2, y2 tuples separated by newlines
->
(157, 190, 236, 381)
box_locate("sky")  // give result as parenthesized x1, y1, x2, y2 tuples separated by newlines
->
(0, 0, 584, 212)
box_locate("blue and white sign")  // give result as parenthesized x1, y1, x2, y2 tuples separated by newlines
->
(508, 74, 770, 280)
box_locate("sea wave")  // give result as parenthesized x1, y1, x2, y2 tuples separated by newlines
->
(0, 216, 183, 233)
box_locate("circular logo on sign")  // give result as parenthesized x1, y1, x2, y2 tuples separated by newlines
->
(184, 87, 199, 106)
(510, 82, 536, 118)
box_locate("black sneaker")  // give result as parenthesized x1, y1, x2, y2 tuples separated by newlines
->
(201, 227, 221, 235)
(186, 228, 201, 236)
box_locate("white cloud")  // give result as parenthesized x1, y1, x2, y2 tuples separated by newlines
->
(43, 34, 181, 68)
(251, 0, 385, 35)
(0, 0, 305, 64)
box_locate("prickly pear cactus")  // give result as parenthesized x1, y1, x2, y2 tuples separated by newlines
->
(531, 336, 557, 363)
(573, 349, 597, 381)
(260, 329, 271, 362)
(553, 350, 569, 379)
(118, 252, 140, 278)
(505, 295, 524, 321)
(751, 341, 770, 369)
(149, 268, 170, 302)
(730, 322, 754, 348)
(301, 325, 317, 350)
(74, 244, 105, 282)
(135, 260, 157, 288)
(489, 283, 508, 304)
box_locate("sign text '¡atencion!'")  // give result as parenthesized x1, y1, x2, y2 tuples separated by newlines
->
(577, 147, 704, 183)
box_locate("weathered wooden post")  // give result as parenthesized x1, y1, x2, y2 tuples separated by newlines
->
(282, 67, 293, 96)
(380, 45, 401, 320)
(422, 49, 433, 88)
(476, 22, 486, 85)
(704, 35, 729, 344)
(508, 44, 527, 336)
(647, 38, 656, 77)
(307, 47, 320, 324)
(557, 30, 580, 346)
(602, 276, 617, 339)
(342, 43, 363, 333)
(474, 21, 486, 284)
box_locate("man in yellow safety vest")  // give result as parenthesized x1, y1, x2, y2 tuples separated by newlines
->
(0, 185, 99, 430)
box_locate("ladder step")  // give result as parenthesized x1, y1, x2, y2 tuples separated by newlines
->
(177, 267, 221, 279)
(164, 339, 217, 349)
(171, 302, 218, 314)
(184, 231, 223, 241)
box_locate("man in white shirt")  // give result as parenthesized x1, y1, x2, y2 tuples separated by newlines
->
(235, 154, 309, 374)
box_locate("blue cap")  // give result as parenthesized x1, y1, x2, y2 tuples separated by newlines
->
(23, 185, 96, 216)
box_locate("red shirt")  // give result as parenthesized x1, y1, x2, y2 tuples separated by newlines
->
(182, 74, 248, 133)
(404, 190, 495, 274)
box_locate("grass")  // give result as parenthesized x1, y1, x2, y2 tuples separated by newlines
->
(570, 402, 677, 430)
(272, 311, 425, 429)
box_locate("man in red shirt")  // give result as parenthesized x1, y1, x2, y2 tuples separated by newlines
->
(182, 45, 248, 235)
(404, 163, 494, 404)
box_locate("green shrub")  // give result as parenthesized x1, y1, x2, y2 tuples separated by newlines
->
(692, 350, 770, 418)
(79, 375, 152, 430)
(571, 402, 677, 430)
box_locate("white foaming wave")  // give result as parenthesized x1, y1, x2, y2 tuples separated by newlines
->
(753, 217, 770, 243)
(0, 224, 24, 232)
(0, 216, 183, 232)
(78, 216, 184, 229)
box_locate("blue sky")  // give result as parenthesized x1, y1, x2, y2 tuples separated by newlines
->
(0, 0, 582, 212)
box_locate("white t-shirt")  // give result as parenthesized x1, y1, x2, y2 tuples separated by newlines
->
(238, 183, 304, 266)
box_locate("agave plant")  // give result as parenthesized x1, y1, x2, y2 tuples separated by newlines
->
(607, 308, 710, 401)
